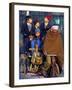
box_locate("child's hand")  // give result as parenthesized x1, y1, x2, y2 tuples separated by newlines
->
(44, 51, 47, 56)
(20, 54, 27, 60)
(29, 48, 34, 51)
(31, 60, 35, 64)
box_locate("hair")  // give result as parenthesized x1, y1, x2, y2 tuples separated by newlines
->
(34, 20, 40, 26)
(25, 16, 32, 22)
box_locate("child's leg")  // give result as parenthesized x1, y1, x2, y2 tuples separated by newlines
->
(29, 64, 32, 72)
(46, 56, 51, 69)
(51, 56, 60, 77)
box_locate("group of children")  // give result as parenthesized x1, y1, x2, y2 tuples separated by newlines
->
(19, 15, 64, 78)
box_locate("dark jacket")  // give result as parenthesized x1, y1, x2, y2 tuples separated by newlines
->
(21, 23, 35, 39)
(40, 22, 52, 38)
(20, 23, 35, 54)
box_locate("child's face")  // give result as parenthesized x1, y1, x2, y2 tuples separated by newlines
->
(44, 17, 49, 23)
(29, 35, 33, 40)
(35, 22, 40, 28)
(27, 18, 32, 24)
(35, 32, 40, 37)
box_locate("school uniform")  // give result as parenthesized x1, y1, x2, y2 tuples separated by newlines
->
(20, 23, 35, 53)
(21, 23, 34, 40)
(40, 22, 52, 38)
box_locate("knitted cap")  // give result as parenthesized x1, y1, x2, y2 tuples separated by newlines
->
(45, 15, 52, 20)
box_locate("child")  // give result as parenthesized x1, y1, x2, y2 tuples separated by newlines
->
(21, 16, 34, 57)
(26, 33, 35, 57)
(40, 15, 52, 40)
(29, 44, 42, 73)
(24, 34, 35, 71)
(34, 20, 42, 50)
